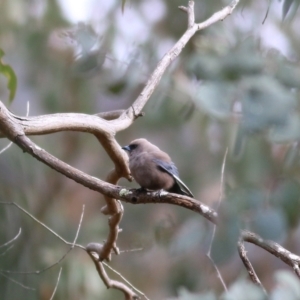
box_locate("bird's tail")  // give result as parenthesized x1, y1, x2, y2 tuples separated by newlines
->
(170, 175, 194, 198)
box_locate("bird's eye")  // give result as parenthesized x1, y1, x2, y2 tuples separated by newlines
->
(130, 144, 138, 150)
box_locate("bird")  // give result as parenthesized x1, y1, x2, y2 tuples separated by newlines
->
(122, 138, 194, 197)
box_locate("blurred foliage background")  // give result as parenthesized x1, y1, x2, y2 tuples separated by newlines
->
(1, 0, 300, 299)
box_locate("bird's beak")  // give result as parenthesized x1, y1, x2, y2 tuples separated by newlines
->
(122, 145, 131, 152)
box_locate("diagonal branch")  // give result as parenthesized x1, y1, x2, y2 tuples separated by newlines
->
(0, 105, 218, 224)
(121, 0, 240, 119)
(238, 230, 300, 292)
(0, 1, 240, 297)
(0, 228, 22, 249)
(87, 251, 139, 300)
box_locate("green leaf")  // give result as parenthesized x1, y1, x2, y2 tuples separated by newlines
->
(194, 82, 236, 118)
(268, 114, 300, 143)
(282, 0, 300, 20)
(283, 0, 295, 19)
(251, 208, 287, 241)
(240, 76, 295, 134)
(222, 279, 266, 300)
(271, 270, 300, 299)
(272, 179, 300, 229)
(122, 0, 126, 13)
(0, 49, 17, 104)
(177, 288, 217, 300)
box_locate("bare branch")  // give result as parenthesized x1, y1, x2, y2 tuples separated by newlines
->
(119, 248, 143, 254)
(0, 244, 15, 256)
(0, 204, 85, 275)
(49, 268, 62, 300)
(104, 262, 150, 300)
(207, 148, 228, 292)
(0, 201, 85, 249)
(98, 199, 123, 261)
(72, 205, 85, 247)
(0, 202, 70, 245)
(0, 272, 35, 290)
(238, 230, 300, 291)
(123, 0, 239, 118)
(0, 109, 218, 224)
(237, 238, 266, 292)
(196, 0, 240, 30)
(0, 141, 13, 155)
(0, 1, 241, 296)
(0, 101, 30, 155)
(0, 103, 131, 181)
(87, 251, 139, 300)
(0, 228, 22, 249)
(179, 1, 195, 27)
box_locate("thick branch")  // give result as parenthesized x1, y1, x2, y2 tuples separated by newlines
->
(238, 230, 300, 288)
(0, 1, 240, 296)
(87, 251, 138, 300)
(0, 102, 131, 180)
(119, 0, 240, 120)
(0, 103, 217, 224)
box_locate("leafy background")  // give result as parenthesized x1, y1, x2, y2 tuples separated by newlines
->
(1, 0, 300, 299)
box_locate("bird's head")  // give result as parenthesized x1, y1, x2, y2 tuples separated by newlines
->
(122, 138, 159, 157)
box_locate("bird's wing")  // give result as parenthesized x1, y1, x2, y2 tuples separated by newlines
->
(153, 159, 194, 198)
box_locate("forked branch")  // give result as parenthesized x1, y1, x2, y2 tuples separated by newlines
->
(0, 1, 240, 298)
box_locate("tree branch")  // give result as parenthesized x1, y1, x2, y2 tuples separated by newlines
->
(238, 230, 300, 291)
(0, 105, 218, 224)
(87, 251, 139, 300)
(0, 1, 241, 297)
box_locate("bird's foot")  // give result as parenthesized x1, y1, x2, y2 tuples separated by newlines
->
(158, 189, 169, 197)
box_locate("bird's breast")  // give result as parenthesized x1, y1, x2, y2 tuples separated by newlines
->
(129, 154, 174, 191)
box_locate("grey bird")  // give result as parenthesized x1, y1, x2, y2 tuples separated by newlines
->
(122, 138, 194, 197)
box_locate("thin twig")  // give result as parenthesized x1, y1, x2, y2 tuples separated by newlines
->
(49, 268, 62, 300)
(0, 202, 85, 250)
(237, 238, 266, 293)
(0, 1, 242, 298)
(119, 248, 143, 254)
(0, 101, 30, 155)
(0, 141, 13, 155)
(206, 148, 228, 292)
(104, 262, 150, 300)
(0, 204, 85, 274)
(239, 230, 300, 282)
(216, 148, 228, 211)
(0, 244, 15, 256)
(0, 228, 22, 248)
(87, 252, 139, 300)
(26, 101, 30, 117)
(0, 272, 35, 290)
(72, 205, 85, 247)
(262, 0, 271, 24)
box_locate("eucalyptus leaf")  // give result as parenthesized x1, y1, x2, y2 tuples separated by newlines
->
(251, 208, 287, 241)
(272, 179, 300, 229)
(271, 270, 300, 299)
(275, 62, 300, 88)
(268, 113, 300, 143)
(177, 288, 216, 300)
(282, 0, 300, 20)
(169, 218, 205, 255)
(194, 82, 235, 118)
(186, 55, 223, 80)
(0, 49, 17, 104)
(222, 279, 266, 300)
(241, 76, 296, 133)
